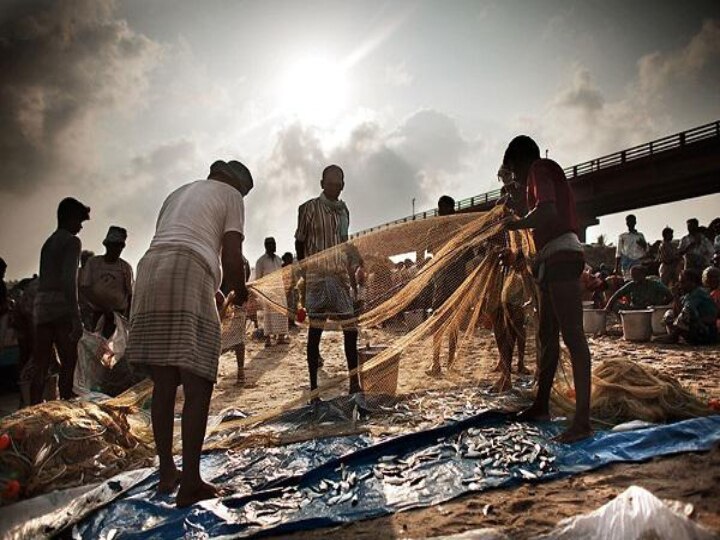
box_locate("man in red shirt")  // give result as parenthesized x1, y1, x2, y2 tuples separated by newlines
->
(504, 135, 592, 443)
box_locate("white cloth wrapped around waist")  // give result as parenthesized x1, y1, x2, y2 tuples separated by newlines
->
(535, 232, 584, 263)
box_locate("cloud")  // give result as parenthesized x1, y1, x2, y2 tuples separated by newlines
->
(0, 0, 163, 194)
(527, 18, 720, 164)
(384, 62, 413, 87)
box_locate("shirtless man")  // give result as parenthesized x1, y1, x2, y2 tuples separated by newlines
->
(31, 198, 91, 403)
(503, 135, 592, 443)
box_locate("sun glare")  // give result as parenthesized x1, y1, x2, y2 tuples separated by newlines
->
(277, 56, 348, 126)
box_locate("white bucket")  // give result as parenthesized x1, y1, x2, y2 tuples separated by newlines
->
(650, 305, 671, 335)
(619, 310, 653, 342)
(403, 309, 424, 330)
(583, 309, 606, 335)
(582, 301, 594, 309)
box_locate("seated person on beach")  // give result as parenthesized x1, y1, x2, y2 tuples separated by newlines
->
(604, 265, 672, 313)
(703, 266, 720, 332)
(660, 269, 718, 345)
(79, 226, 133, 338)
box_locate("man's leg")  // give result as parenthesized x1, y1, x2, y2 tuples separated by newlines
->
(549, 278, 593, 442)
(343, 327, 360, 394)
(55, 320, 80, 400)
(447, 328, 458, 368)
(307, 325, 323, 392)
(30, 323, 55, 404)
(176, 368, 216, 507)
(518, 285, 559, 421)
(234, 344, 245, 385)
(491, 310, 512, 392)
(428, 333, 443, 376)
(149, 366, 181, 494)
(509, 305, 529, 374)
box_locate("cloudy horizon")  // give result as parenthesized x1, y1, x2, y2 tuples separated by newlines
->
(1, 0, 719, 280)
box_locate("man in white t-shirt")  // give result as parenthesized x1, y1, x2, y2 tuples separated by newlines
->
(615, 214, 647, 279)
(255, 237, 289, 346)
(126, 159, 252, 508)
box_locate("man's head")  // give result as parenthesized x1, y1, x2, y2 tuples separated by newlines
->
(209, 160, 254, 196)
(103, 226, 127, 262)
(264, 237, 276, 255)
(662, 226, 673, 241)
(321, 164, 344, 201)
(687, 218, 699, 235)
(438, 195, 455, 216)
(679, 268, 702, 294)
(0, 257, 6, 279)
(502, 135, 541, 186)
(630, 265, 647, 283)
(703, 266, 720, 291)
(281, 252, 293, 266)
(626, 214, 637, 231)
(57, 197, 90, 235)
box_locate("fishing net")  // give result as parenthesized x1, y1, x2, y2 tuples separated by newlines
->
(210, 204, 539, 438)
(0, 381, 154, 504)
(551, 357, 712, 424)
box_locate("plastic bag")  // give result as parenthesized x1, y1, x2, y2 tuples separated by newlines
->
(73, 313, 137, 397)
(540, 485, 715, 540)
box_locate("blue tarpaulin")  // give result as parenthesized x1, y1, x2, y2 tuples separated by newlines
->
(72, 412, 720, 539)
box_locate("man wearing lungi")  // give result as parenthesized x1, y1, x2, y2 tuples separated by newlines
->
(295, 165, 360, 397)
(254, 237, 289, 347)
(127, 160, 252, 507)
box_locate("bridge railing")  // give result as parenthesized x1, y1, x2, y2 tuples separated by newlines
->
(351, 120, 720, 238)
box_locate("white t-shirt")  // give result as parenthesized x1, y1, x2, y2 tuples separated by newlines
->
(150, 180, 245, 288)
(255, 253, 282, 279)
(616, 231, 647, 260)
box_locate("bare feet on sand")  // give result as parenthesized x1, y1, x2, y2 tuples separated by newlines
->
(176, 480, 219, 508)
(157, 467, 182, 495)
(425, 364, 442, 377)
(554, 423, 593, 444)
(490, 376, 511, 393)
(516, 364, 531, 375)
(516, 405, 551, 422)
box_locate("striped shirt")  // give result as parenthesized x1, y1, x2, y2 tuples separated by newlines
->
(295, 196, 350, 277)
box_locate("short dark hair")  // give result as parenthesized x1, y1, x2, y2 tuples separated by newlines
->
(662, 226, 673, 237)
(322, 164, 344, 181)
(57, 197, 90, 223)
(687, 218, 699, 227)
(281, 252, 293, 263)
(438, 195, 455, 208)
(626, 214, 636, 222)
(503, 135, 540, 167)
(264, 237, 276, 244)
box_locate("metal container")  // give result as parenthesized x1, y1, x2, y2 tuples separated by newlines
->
(650, 305, 671, 335)
(358, 345, 401, 395)
(582, 301, 594, 309)
(619, 310, 654, 342)
(583, 309, 607, 335)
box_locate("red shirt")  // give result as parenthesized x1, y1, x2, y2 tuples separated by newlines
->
(526, 158, 579, 249)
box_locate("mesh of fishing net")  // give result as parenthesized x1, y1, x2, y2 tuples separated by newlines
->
(0, 382, 154, 504)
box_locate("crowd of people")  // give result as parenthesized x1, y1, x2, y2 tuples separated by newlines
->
(580, 213, 720, 345)
(0, 137, 718, 507)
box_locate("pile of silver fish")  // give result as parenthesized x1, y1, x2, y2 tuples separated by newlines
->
(303, 421, 556, 508)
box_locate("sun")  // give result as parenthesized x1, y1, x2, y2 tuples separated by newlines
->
(277, 55, 349, 126)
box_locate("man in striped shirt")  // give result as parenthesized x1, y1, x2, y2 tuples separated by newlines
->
(295, 165, 360, 397)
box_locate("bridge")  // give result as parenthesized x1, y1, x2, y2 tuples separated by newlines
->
(351, 120, 720, 241)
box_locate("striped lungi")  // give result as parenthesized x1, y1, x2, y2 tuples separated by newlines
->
(126, 247, 221, 383)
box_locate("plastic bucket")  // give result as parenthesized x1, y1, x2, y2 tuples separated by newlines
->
(650, 305, 671, 335)
(403, 309, 424, 330)
(583, 309, 607, 335)
(619, 310, 653, 342)
(358, 345, 401, 395)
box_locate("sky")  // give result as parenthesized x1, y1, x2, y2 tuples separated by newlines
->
(1, 0, 719, 279)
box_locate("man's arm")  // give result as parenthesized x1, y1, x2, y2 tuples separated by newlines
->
(222, 232, 247, 305)
(614, 235, 624, 274)
(295, 204, 308, 261)
(605, 281, 631, 312)
(63, 237, 83, 338)
(506, 201, 558, 232)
